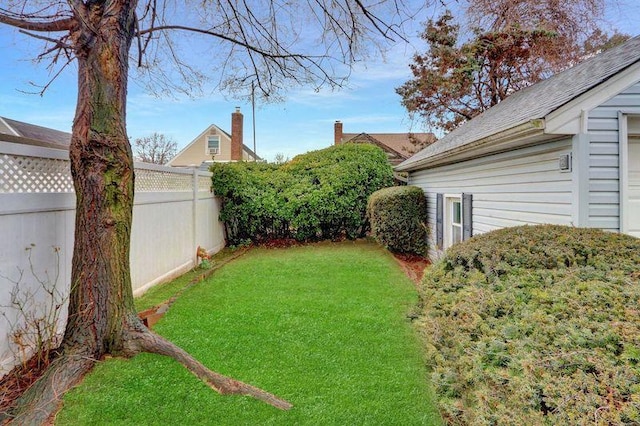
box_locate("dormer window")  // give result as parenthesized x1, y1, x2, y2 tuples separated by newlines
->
(207, 135, 220, 155)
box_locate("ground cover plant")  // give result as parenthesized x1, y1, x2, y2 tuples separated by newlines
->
(56, 241, 441, 425)
(211, 144, 394, 245)
(416, 225, 640, 425)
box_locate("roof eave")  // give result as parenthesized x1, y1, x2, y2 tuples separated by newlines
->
(0, 117, 21, 137)
(241, 144, 261, 160)
(395, 120, 546, 172)
(345, 133, 407, 159)
(545, 59, 640, 135)
(0, 133, 70, 150)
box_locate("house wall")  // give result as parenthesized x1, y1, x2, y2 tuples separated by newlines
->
(169, 126, 256, 167)
(0, 141, 225, 377)
(169, 127, 233, 167)
(408, 139, 573, 260)
(587, 81, 640, 231)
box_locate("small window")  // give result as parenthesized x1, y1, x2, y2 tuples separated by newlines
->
(445, 195, 462, 248)
(451, 199, 462, 244)
(207, 135, 220, 155)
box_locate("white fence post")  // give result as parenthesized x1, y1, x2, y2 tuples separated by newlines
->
(193, 168, 199, 267)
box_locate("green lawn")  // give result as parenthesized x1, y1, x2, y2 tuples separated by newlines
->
(57, 241, 441, 425)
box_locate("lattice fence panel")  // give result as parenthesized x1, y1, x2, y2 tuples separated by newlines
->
(0, 154, 74, 193)
(197, 175, 212, 192)
(135, 168, 193, 192)
(0, 152, 205, 194)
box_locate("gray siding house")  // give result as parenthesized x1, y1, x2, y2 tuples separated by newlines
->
(396, 36, 640, 260)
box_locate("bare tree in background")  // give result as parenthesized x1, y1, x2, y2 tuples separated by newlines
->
(134, 133, 177, 164)
(272, 152, 290, 165)
(0, 1, 421, 423)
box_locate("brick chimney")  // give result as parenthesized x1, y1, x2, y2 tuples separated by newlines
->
(231, 107, 243, 161)
(334, 120, 343, 145)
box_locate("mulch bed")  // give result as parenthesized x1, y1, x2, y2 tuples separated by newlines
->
(0, 352, 56, 422)
(392, 252, 431, 285)
(258, 238, 302, 249)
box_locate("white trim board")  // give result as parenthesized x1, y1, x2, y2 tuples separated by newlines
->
(546, 63, 640, 134)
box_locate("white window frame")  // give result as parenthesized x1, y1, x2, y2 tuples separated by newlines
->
(207, 135, 220, 155)
(444, 194, 463, 249)
(620, 112, 640, 236)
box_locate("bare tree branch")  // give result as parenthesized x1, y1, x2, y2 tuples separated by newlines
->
(17, 57, 74, 96)
(0, 10, 73, 32)
(136, 25, 327, 61)
(18, 29, 72, 50)
(354, 0, 406, 42)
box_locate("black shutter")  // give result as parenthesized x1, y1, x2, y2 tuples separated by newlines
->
(462, 193, 473, 240)
(436, 193, 443, 249)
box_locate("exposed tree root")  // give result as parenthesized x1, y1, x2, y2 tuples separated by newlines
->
(128, 328, 293, 410)
(2, 350, 96, 425)
(3, 324, 291, 425)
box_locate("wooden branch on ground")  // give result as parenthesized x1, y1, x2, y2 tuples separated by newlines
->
(131, 329, 293, 410)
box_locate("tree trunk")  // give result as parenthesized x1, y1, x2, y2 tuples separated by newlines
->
(4, 2, 290, 423)
(64, 0, 140, 360)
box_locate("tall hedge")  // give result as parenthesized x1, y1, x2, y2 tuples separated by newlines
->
(367, 185, 428, 255)
(211, 143, 394, 244)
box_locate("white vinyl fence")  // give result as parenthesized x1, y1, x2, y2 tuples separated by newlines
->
(0, 140, 225, 376)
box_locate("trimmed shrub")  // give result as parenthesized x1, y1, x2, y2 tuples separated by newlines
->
(210, 162, 288, 244)
(211, 143, 394, 244)
(417, 225, 640, 425)
(367, 185, 428, 255)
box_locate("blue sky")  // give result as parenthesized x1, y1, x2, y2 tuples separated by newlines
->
(0, 2, 638, 162)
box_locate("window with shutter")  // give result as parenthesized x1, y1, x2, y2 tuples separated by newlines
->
(442, 194, 464, 249)
(462, 193, 473, 240)
(449, 198, 462, 245)
(436, 193, 443, 249)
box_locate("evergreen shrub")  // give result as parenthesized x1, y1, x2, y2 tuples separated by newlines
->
(367, 185, 428, 255)
(211, 144, 393, 244)
(417, 225, 640, 425)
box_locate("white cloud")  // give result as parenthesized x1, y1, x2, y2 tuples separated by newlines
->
(0, 92, 75, 131)
(349, 33, 423, 83)
(350, 58, 412, 84)
(286, 86, 361, 108)
(338, 113, 401, 125)
(313, 113, 399, 126)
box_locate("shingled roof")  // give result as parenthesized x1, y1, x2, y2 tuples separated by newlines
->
(0, 116, 71, 149)
(397, 35, 640, 171)
(343, 132, 435, 160)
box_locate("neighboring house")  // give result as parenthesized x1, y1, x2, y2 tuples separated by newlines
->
(0, 116, 71, 148)
(167, 108, 260, 168)
(1, 111, 260, 169)
(396, 35, 640, 260)
(333, 121, 435, 166)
